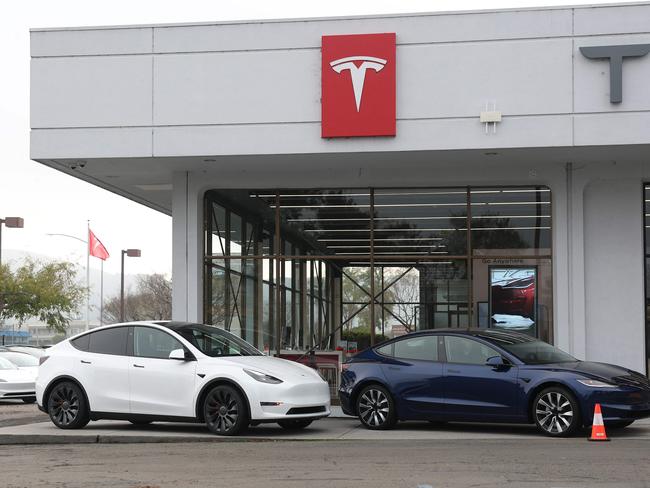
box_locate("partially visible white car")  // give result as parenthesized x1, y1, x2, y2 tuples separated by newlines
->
(0, 356, 38, 403)
(4, 345, 48, 359)
(0, 351, 40, 374)
(37, 321, 331, 435)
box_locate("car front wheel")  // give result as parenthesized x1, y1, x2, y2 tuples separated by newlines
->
(47, 381, 90, 430)
(533, 386, 581, 437)
(203, 385, 249, 436)
(356, 384, 397, 430)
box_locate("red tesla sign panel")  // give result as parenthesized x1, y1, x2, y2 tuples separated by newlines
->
(321, 33, 396, 138)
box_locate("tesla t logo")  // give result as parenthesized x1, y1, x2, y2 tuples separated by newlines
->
(330, 56, 388, 112)
(322, 33, 396, 138)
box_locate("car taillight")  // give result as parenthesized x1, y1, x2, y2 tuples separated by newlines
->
(39, 356, 49, 366)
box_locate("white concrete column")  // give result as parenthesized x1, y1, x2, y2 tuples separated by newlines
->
(172, 171, 204, 322)
(171, 171, 189, 321)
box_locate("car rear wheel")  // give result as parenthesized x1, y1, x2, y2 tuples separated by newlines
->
(47, 382, 90, 430)
(533, 386, 581, 437)
(277, 419, 313, 430)
(356, 384, 397, 430)
(204, 385, 249, 436)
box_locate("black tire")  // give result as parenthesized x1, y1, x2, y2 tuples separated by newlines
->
(47, 381, 90, 430)
(277, 419, 313, 430)
(606, 419, 634, 429)
(356, 384, 397, 430)
(532, 386, 581, 437)
(129, 420, 153, 425)
(203, 385, 249, 436)
(22, 397, 36, 404)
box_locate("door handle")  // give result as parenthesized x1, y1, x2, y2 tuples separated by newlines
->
(80, 360, 92, 365)
(447, 369, 461, 374)
(133, 364, 145, 368)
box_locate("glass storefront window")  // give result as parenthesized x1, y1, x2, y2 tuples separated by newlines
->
(204, 186, 553, 351)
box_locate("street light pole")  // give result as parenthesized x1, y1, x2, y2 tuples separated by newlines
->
(46, 232, 90, 330)
(0, 217, 25, 267)
(120, 249, 141, 322)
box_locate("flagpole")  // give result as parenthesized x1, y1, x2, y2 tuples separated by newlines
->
(86, 220, 90, 332)
(100, 259, 104, 326)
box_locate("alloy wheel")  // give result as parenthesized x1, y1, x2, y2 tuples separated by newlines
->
(535, 391, 574, 435)
(358, 387, 391, 428)
(205, 387, 241, 435)
(49, 383, 81, 427)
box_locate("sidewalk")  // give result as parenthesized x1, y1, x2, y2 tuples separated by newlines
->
(1, 415, 649, 445)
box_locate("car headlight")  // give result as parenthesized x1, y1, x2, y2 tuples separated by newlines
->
(244, 369, 283, 384)
(577, 379, 616, 388)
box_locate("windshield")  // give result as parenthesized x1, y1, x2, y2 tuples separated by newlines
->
(174, 324, 262, 357)
(489, 337, 576, 365)
(0, 352, 39, 367)
(0, 357, 18, 370)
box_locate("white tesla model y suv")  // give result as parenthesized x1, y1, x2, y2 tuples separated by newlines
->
(36, 322, 331, 435)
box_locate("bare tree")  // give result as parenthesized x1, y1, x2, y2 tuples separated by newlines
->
(388, 268, 419, 331)
(103, 274, 171, 323)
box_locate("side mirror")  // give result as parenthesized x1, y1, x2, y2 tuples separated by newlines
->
(169, 348, 187, 360)
(486, 355, 508, 369)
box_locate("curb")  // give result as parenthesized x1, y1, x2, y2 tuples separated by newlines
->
(0, 434, 293, 445)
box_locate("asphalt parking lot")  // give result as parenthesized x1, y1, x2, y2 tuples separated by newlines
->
(2, 400, 650, 487)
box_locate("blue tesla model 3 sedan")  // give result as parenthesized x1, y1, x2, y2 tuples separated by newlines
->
(339, 329, 650, 436)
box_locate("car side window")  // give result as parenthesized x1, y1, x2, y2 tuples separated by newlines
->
(376, 343, 393, 356)
(70, 334, 90, 352)
(133, 327, 184, 359)
(393, 336, 438, 361)
(87, 327, 128, 356)
(444, 336, 500, 365)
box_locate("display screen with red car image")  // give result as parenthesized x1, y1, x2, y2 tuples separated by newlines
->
(489, 267, 537, 335)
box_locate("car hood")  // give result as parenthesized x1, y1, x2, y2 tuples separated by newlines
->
(202, 355, 323, 383)
(533, 361, 650, 388)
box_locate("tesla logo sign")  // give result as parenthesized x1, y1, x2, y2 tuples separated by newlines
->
(330, 56, 388, 112)
(322, 33, 396, 138)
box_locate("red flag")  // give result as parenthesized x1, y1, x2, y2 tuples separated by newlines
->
(89, 229, 110, 260)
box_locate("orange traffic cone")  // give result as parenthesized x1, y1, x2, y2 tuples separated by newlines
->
(588, 403, 610, 441)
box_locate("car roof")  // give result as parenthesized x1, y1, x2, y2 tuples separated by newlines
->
(387, 328, 537, 343)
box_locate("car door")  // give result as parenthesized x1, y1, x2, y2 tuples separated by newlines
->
(72, 327, 131, 413)
(442, 335, 519, 421)
(128, 326, 197, 417)
(379, 334, 445, 419)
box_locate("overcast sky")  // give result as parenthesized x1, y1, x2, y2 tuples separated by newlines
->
(0, 0, 630, 283)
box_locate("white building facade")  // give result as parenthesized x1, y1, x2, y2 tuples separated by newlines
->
(30, 3, 650, 373)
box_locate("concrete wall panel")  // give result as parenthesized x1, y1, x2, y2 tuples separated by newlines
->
(31, 56, 152, 128)
(574, 4, 650, 36)
(584, 176, 646, 371)
(30, 128, 152, 159)
(31, 28, 152, 57)
(154, 9, 572, 53)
